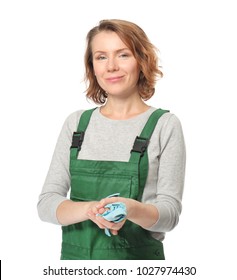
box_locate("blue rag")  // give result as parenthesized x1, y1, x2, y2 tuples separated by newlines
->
(96, 193, 127, 237)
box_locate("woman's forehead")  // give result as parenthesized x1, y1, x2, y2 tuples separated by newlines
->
(91, 31, 129, 53)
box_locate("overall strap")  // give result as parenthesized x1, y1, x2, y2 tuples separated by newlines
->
(77, 108, 97, 132)
(70, 108, 96, 159)
(140, 109, 169, 138)
(129, 108, 169, 200)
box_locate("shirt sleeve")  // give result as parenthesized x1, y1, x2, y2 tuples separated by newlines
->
(37, 110, 83, 224)
(146, 114, 186, 233)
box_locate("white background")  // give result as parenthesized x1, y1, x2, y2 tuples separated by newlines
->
(0, 0, 237, 279)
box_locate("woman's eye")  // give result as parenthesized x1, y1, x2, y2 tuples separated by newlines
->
(96, 55, 107, 60)
(119, 53, 129, 58)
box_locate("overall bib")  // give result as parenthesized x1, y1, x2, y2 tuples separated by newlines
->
(61, 108, 168, 260)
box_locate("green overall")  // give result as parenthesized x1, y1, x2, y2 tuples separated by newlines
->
(61, 108, 168, 260)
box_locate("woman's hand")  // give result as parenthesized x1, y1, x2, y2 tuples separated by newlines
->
(87, 196, 129, 235)
(87, 196, 159, 233)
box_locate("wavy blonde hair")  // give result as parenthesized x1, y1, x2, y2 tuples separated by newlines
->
(84, 19, 163, 104)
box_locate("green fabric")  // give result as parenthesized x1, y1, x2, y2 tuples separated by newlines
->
(61, 108, 168, 260)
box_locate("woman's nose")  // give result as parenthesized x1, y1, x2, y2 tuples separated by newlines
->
(107, 58, 119, 72)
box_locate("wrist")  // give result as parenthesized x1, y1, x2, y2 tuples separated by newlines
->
(126, 199, 140, 220)
(126, 200, 159, 228)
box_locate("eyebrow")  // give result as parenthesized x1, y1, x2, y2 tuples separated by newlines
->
(93, 48, 131, 55)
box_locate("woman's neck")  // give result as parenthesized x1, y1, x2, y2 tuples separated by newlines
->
(100, 96, 150, 120)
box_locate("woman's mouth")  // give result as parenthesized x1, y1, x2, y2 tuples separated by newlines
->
(106, 76, 124, 83)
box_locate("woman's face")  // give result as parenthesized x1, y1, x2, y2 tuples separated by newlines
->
(91, 31, 140, 98)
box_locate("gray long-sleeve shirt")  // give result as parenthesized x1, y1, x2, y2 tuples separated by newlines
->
(37, 107, 186, 241)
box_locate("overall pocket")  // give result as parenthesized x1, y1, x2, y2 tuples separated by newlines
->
(70, 172, 136, 201)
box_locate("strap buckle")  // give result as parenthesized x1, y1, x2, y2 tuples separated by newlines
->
(131, 136, 149, 156)
(70, 131, 85, 150)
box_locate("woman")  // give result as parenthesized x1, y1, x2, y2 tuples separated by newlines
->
(37, 19, 186, 260)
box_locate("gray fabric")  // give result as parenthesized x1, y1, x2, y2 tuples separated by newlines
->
(37, 107, 186, 241)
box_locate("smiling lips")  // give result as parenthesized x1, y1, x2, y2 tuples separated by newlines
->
(106, 76, 124, 83)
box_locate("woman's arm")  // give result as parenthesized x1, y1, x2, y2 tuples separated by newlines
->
(37, 110, 84, 225)
(56, 200, 98, 226)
